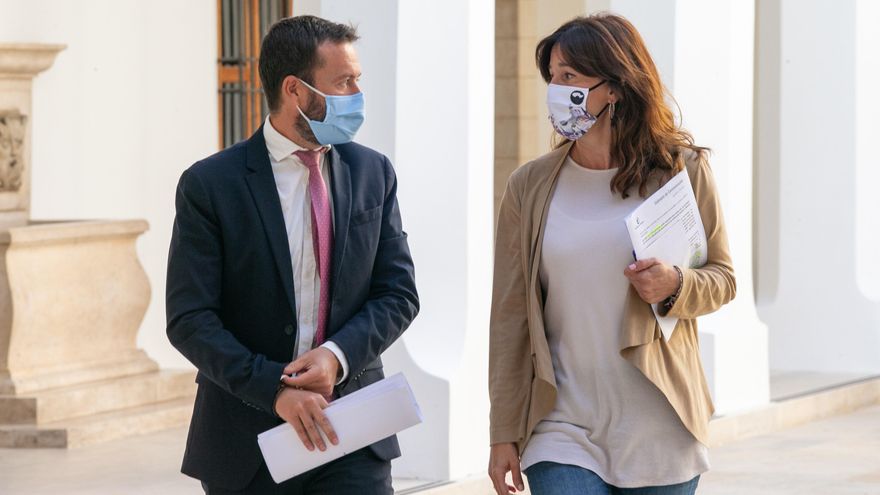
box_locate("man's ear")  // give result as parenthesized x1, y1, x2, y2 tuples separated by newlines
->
(282, 75, 303, 105)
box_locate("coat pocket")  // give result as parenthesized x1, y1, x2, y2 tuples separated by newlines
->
(350, 205, 382, 226)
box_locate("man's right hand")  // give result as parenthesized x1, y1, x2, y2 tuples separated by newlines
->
(273, 386, 339, 452)
(488, 442, 525, 494)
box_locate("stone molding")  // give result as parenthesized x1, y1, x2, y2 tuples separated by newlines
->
(0, 43, 66, 79)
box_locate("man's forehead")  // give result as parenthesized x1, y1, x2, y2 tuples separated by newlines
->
(316, 41, 360, 68)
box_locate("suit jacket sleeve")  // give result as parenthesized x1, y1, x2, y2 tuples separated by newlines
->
(327, 156, 419, 383)
(166, 168, 285, 414)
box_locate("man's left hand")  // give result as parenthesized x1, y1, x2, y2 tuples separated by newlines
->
(624, 258, 680, 304)
(281, 347, 341, 398)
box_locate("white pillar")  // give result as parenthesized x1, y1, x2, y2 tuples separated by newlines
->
(673, 0, 770, 414)
(294, 0, 495, 482)
(856, 1, 880, 301)
(756, 0, 880, 374)
(587, 0, 771, 414)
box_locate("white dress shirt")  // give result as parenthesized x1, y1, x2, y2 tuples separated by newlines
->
(263, 117, 349, 382)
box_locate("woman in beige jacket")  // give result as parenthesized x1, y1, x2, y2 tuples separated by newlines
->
(487, 14, 735, 495)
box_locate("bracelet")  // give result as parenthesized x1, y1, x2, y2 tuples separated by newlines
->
(663, 266, 684, 311)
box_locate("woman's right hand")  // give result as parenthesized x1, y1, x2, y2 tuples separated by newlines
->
(488, 442, 525, 494)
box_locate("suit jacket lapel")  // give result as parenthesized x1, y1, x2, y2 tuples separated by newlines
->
(244, 127, 297, 316)
(328, 147, 351, 303)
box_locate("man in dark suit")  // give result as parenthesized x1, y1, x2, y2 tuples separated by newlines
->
(166, 15, 419, 494)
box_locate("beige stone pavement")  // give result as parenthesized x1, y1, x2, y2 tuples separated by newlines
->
(1, 405, 879, 495)
(696, 404, 880, 495)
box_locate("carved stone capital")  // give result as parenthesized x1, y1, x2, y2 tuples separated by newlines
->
(0, 109, 27, 192)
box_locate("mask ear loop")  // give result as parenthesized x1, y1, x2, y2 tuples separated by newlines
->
(294, 77, 328, 124)
(297, 77, 328, 98)
(589, 80, 613, 122)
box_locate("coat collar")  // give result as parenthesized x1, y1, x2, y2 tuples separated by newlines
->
(527, 142, 574, 274)
(262, 116, 331, 163)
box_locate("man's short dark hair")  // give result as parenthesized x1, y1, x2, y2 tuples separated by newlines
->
(259, 15, 359, 112)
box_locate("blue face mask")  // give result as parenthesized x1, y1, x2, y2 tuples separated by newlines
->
(297, 79, 365, 145)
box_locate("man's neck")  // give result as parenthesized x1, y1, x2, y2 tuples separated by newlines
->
(268, 113, 318, 150)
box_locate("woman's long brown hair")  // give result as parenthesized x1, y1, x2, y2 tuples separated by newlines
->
(536, 13, 708, 198)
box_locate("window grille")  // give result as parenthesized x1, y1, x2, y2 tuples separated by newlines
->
(217, 0, 291, 148)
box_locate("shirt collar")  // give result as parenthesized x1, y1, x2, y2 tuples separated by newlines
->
(263, 116, 330, 163)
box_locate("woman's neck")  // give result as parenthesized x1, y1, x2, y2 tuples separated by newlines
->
(570, 118, 615, 170)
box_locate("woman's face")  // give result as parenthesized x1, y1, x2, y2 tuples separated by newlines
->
(548, 44, 615, 113)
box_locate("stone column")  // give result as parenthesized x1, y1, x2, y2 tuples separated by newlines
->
(0, 44, 64, 229)
(755, 0, 880, 374)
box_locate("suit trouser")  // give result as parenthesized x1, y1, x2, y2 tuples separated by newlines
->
(200, 447, 392, 495)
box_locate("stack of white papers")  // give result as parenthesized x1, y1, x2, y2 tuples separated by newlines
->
(257, 373, 423, 483)
(624, 169, 707, 341)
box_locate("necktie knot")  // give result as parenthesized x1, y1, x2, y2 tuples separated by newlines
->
(293, 149, 322, 171)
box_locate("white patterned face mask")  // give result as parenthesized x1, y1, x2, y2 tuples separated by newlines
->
(546, 80, 608, 141)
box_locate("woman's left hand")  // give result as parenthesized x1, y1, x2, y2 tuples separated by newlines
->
(624, 258, 680, 304)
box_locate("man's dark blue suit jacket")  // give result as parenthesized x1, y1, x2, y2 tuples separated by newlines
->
(165, 127, 419, 490)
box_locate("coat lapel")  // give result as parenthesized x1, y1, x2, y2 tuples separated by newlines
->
(528, 142, 573, 293)
(328, 147, 351, 302)
(244, 127, 297, 315)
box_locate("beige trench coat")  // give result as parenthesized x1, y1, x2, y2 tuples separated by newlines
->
(488, 141, 736, 452)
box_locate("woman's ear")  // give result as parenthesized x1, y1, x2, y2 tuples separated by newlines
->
(608, 88, 619, 105)
(609, 81, 623, 104)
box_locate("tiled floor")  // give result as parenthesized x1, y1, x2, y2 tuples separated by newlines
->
(0, 425, 200, 495)
(0, 425, 437, 495)
(699, 404, 880, 494)
(1, 405, 879, 494)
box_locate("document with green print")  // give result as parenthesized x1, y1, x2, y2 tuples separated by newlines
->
(624, 168, 707, 341)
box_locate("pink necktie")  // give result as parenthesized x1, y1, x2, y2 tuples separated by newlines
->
(293, 149, 333, 347)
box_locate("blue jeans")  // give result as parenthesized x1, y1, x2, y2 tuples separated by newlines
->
(524, 462, 700, 495)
